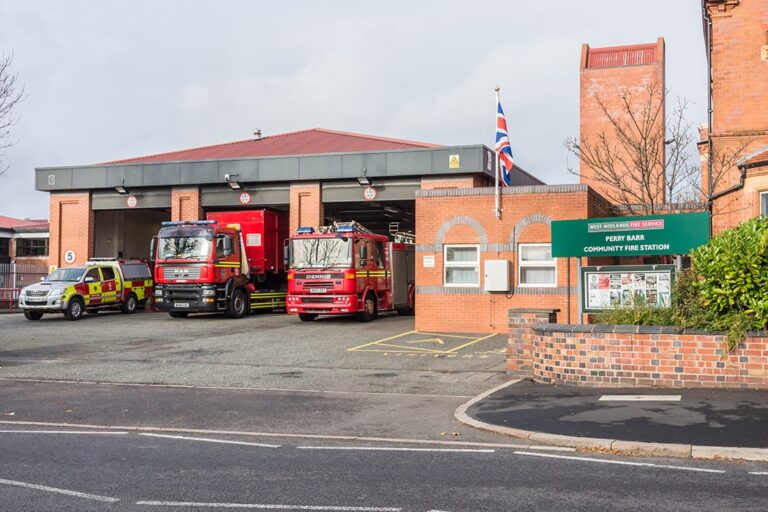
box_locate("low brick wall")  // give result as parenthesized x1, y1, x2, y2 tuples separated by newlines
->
(507, 309, 558, 378)
(518, 324, 768, 389)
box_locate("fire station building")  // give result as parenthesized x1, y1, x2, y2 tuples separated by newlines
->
(33, 1, 768, 332)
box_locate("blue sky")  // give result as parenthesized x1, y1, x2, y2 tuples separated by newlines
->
(0, 0, 707, 218)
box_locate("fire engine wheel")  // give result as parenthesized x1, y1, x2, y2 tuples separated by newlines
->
(121, 293, 138, 314)
(226, 288, 248, 319)
(24, 310, 43, 321)
(65, 297, 85, 321)
(359, 293, 378, 322)
(169, 311, 189, 318)
(298, 313, 317, 322)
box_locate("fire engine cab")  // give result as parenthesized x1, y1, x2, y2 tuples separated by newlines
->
(286, 221, 415, 322)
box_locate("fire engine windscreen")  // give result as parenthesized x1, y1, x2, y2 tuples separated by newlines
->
(158, 227, 213, 260)
(290, 238, 352, 269)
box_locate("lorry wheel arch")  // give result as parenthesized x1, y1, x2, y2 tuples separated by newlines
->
(359, 291, 378, 322)
(226, 287, 248, 318)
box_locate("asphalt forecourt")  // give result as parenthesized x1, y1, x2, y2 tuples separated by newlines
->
(0, 427, 765, 512)
(0, 310, 506, 396)
(457, 379, 768, 462)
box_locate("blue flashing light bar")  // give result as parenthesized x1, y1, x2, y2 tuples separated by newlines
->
(336, 225, 355, 233)
(161, 220, 216, 227)
(296, 227, 315, 234)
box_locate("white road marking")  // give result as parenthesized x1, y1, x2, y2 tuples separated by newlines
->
(135, 501, 400, 510)
(748, 471, 768, 475)
(297, 446, 494, 453)
(0, 420, 572, 451)
(0, 477, 120, 502)
(513, 451, 726, 473)
(598, 395, 682, 402)
(0, 430, 128, 435)
(139, 433, 280, 448)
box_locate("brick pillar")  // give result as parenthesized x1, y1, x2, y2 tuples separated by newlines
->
(171, 187, 203, 222)
(49, 192, 94, 268)
(507, 308, 558, 378)
(290, 182, 323, 234)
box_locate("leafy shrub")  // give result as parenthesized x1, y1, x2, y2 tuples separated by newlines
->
(595, 217, 768, 350)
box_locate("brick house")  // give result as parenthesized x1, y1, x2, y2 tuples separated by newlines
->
(0, 215, 50, 266)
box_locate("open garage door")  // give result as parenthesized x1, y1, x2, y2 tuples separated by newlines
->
(322, 180, 417, 237)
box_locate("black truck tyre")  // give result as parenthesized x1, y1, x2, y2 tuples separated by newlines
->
(24, 310, 43, 321)
(121, 293, 138, 314)
(65, 297, 85, 321)
(359, 292, 378, 322)
(226, 288, 248, 318)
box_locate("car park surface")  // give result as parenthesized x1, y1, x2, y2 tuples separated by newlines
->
(0, 311, 505, 396)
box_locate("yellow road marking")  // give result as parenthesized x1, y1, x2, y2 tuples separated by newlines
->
(370, 343, 445, 354)
(412, 332, 478, 339)
(444, 333, 499, 353)
(406, 338, 445, 345)
(346, 331, 417, 352)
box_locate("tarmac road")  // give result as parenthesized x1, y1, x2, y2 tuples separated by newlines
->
(0, 428, 766, 512)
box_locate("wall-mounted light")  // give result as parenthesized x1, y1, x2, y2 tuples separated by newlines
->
(225, 173, 242, 190)
(114, 179, 129, 195)
(357, 167, 372, 186)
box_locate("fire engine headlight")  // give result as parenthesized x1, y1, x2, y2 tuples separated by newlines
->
(154, 289, 163, 297)
(201, 289, 216, 297)
(333, 296, 351, 304)
(287, 296, 300, 304)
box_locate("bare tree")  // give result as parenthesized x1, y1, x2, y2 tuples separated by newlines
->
(565, 82, 703, 214)
(0, 52, 25, 175)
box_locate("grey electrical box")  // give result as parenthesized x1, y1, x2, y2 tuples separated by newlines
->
(484, 259, 510, 292)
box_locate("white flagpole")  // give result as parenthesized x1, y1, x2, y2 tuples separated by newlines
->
(494, 86, 501, 220)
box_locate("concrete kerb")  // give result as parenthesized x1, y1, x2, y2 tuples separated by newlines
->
(454, 379, 768, 463)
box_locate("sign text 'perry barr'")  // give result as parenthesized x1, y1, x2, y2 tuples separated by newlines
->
(551, 212, 710, 258)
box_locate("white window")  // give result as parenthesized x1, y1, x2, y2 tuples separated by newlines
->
(518, 243, 556, 287)
(444, 245, 480, 287)
(761, 192, 768, 216)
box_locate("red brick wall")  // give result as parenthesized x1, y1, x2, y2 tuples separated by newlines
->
(704, 0, 768, 232)
(516, 324, 768, 389)
(289, 182, 323, 234)
(49, 192, 93, 267)
(171, 187, 202, 221)
(579, 38, 666, 204)
(415, 185, 594, 333)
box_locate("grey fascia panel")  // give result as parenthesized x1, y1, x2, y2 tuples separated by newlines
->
(72, 167, 108, 189)
(299, 154, 343, 179)
(322, 180, 420, 202)
(201, 184, 290, 207)
(35, 145, 494, 191)
(183, 161, 222, 184)
(259, 157, 299, 181)
(106, 165, 144, 188)
(91, 189, 172, 210)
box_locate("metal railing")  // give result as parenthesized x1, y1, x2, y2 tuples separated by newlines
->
(0, 263, 48, 310)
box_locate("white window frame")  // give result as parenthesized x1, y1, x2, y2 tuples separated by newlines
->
(443, 244, 480, 287)
(760, 191, 768, 216)
(517, 243, 557, 288)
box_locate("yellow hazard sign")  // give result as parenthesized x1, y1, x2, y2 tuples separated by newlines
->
(449, 154, 460, 169)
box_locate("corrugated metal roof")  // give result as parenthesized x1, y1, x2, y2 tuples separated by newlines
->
(103, 128, 441, 165)
(586, 43, 658, 69)
(0, 215, 48, 231)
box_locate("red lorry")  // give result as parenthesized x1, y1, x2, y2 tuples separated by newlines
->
(152, 210, 288, 318)
(286, 222, 415, 322)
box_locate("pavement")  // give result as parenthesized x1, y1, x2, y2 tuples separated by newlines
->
(457, 379, 768, 462)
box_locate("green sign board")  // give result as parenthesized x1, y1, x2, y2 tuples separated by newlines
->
(551, 212, 710, 258)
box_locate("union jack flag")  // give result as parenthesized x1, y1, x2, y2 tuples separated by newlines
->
(495, 95, 514, 187)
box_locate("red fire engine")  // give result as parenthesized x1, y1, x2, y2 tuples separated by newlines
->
(286, 221, 415, 322)
(152, 210, 288, 318)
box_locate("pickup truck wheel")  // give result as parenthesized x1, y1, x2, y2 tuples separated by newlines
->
(121, 293, 138, 314)
(169, 311, 189, 318)
(298, 313, 317, 322)
(226, 288, 248, 318)
(359, 293, 378, 322)
(24, 310, 43, 321)
(65, 297, 84, 321)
